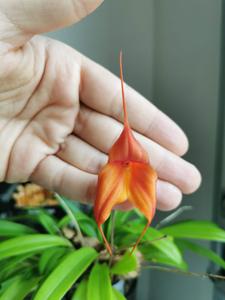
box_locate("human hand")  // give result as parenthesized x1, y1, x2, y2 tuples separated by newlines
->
(0, 0, 201, 211)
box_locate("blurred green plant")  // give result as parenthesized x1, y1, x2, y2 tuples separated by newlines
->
(0, 194, 225, 300)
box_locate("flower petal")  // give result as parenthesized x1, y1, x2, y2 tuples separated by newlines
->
(128, 162, 157, 221)
(109, 126, 149, 164)
(94, 163, 128, 226)
(128, 162, 157, 252)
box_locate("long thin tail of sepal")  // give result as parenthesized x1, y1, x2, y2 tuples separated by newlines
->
(99, 225, 113, 256)
(119, 51, 129, 128)
(130, 220, 150, 255)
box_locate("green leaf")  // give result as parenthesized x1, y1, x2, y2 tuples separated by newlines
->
(139, 244, 187, 270)
(0, 234, 72, 261)
(0, 276, 17, 296)
(79, 219, 99, 238)
(58, 216, 70, 228)
(115, 211, 135, 227)
(176, 239, 225, 269)
(87, 263, 113, 300)
(57, 203, 99, 239)
(0, 220, 35, 237)
(0, 275, 40, 300)
(57, 198, 96, 230)
(58, 197, 81, 213)
(111, 252, 138, 275)
(161, 220, 225, 242)
(112, 288, 126, 300)
(39, 247, 69, 275)
(37, 212, 59, 235)
(34, 248, 97, 300)
(0, 253, 36, 282)
(119, 225, 184, 268)
(72, 280, 88, 300)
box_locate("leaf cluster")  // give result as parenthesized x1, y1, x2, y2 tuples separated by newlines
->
(0, 196, 225, 299)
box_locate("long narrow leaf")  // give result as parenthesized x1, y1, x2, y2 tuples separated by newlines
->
(72, 280, 88, 300)
(87, 263, 113, 300)
(39, 247, 69, 275)
(0, 220, 35, 237)
(0, 253, 36, 281)
(139, 244, 187, 270)
(176, 239, 225, 269)
(0, 275, 40, 300)
(37, 212, 59, 235)
(161, 220, 225, 241)
(0, 234, 72, 261)
(34, 248, 97, 300)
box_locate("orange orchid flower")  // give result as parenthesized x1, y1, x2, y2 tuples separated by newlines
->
(94, 52, 157, 255)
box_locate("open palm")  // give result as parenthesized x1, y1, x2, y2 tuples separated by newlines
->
(0, 0, 201, 210)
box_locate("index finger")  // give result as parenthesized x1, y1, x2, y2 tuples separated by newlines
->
(80, 55, 189, 156)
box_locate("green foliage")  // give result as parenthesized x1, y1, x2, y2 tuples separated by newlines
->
(0, 253, 36, 282)
(139, 244, 188, 270)
(115, 223, 186, 270)
(37, 211, 59, 235)
(161, 220, 225, 241)
(38, 247, 70, 275)
(0, 275, 40, 300)
(0, 220, 36, 237)
(72, 280, 88, 300)
(0, 234, 72, 261)
(34, 248, 97, 300)
(0, 195, 225, 299)
(87, 263, 113, 300)
(176, 239, 225, 269)
(111, 251, 138, 275)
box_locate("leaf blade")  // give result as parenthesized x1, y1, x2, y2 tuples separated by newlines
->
(72, 279, 88, 300)
(0, 220, 35, 237)
(0, 234, 72, 261)
(111, 252, 138, 275)
(0, 275, 40, 300)
(139, 244, 187, 270)
(87, 263, 113, 300)
(161, 220, 225, 242)
(34, 248, 97, 300)
(176, 239, 225, 269)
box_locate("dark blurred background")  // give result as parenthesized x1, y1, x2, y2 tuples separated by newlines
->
(1, 0, 224, 299)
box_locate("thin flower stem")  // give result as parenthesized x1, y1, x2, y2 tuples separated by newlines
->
(110, 211, 116, 251)
(54, 193, 84, 245)
(109, 211, 116, 265)
(155, 206, 193, 229)
(143, 265, 225, 281)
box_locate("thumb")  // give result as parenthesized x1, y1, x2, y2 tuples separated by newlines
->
(0, 0, 103, 48)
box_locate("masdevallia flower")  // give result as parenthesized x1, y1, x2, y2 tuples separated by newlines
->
(94, 52, 157, 254)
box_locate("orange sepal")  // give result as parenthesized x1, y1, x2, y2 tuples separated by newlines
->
(94, 160, 157, 254)
(109, 125, 149, 164)
(94, 162, 128, 254)
(128, 162, 157, 252)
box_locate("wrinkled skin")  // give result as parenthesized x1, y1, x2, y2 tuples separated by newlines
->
(0, 0, 201, 210)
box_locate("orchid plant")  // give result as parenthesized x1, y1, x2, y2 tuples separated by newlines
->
(0, 190, 225, 299)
